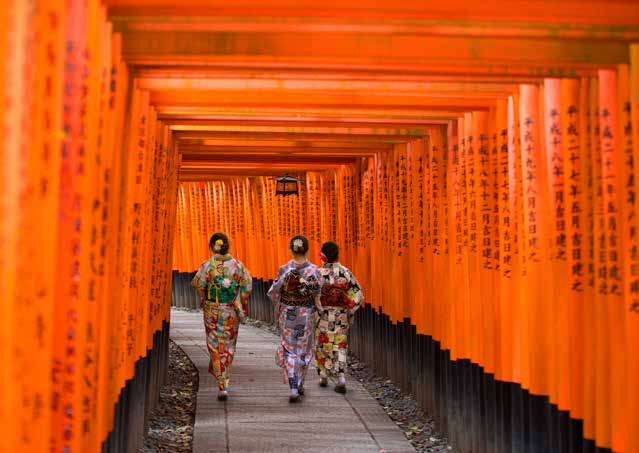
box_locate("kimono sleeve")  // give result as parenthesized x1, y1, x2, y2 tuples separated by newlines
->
(191, 261, 209, 296)
(236, 262, 253, 316)
(238, 262, 253, 297)
(346, 269, 364, 313)
(267, 265, 286, 304)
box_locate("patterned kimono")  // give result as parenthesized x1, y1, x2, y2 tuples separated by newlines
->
(191, 255, 252, 391)
(315, 262, 364, 377)
(267, 260, 321, 390)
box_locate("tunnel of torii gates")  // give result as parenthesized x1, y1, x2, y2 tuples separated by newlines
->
(3, 0, 639, 452)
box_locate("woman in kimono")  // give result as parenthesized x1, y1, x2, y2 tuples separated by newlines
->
(267, 235, 321, 402)
(315, 241, 363, 393)
(191, 232, 252, 401)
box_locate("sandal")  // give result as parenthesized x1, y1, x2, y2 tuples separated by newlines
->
(334, 384, 347, 394)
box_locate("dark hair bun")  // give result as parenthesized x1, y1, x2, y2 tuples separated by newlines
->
(209, 232, 230, 255)
(289, 235, 309, 255)
(321, 241, 339, 262)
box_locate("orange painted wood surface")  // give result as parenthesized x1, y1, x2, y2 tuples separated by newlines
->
(2, 1, 639, 452)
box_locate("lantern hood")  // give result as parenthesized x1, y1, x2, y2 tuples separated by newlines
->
(273, 173, 302, 196)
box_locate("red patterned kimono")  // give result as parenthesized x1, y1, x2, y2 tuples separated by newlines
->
(314, 262, 364, 377)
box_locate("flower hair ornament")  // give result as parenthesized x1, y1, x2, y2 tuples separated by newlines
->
(213, 238, 224, 252)
(319, 252, 328, 263)
(292, 238, 304, 252)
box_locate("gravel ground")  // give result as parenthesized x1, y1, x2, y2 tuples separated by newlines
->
(245, 317, 453, 453)
(140, 340, 198, 453)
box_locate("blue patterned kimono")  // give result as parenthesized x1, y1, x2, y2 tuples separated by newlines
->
(267, 260, 321, 390)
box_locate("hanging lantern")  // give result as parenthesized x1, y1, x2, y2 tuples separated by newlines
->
(275, 174, 300, 196)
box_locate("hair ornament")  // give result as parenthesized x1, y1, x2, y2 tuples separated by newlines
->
(293, 238, 304, 252)
(214, 238, 224, 252)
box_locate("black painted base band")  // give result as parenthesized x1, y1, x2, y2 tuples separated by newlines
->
(102, 321, 170, 453)
(171, 270, 199, 309)
(349, 304, 611, 453)
(247, 278, 275, 323)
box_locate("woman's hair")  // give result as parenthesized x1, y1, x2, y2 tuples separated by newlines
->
(209, 232, 230, 255)
(321, 241, 339, 263)
(289, 235, 309, 255)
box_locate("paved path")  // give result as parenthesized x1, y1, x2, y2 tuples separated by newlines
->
(170, 309, 415, 453)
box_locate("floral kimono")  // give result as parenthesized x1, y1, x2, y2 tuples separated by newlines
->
(314, 262, 364, 377)
(267, 260, 321, 390)
(191, 255, 252, 391)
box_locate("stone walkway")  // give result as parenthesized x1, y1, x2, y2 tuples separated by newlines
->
(170, 309, 415, 453)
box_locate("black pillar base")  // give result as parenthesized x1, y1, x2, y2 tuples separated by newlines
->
(102, 321, 170, 453)
(349, 304, 610, 453)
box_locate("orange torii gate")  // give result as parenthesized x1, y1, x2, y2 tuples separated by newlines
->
(1, 1, 639, 452)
